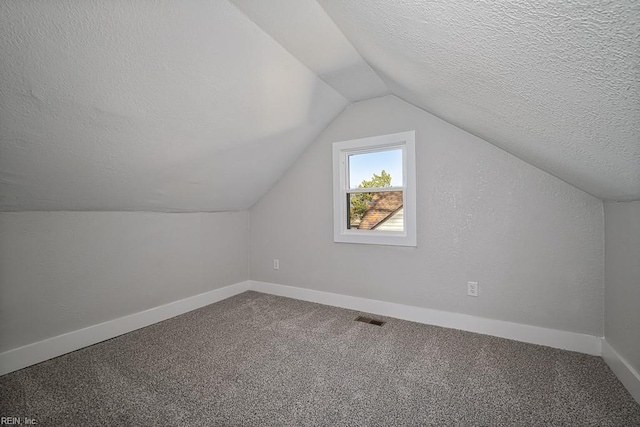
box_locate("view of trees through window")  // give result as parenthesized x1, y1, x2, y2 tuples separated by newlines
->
(349, 170, 391, 224)
(348, 170, 403, 230)
(334, 132, 414, 244)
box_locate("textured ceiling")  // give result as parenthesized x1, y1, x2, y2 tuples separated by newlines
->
(1, 1, 638, 212)
(319, 0, 640, 201)
(231, 0, 388, 102)
(0, 0, 348, 211)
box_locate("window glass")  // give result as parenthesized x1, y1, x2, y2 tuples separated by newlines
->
(347, 191, 404, 231)
(332, 130, 416, 247)
(348, 149, 403, 189)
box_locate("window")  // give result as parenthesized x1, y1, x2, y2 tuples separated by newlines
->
(332, 131, 416, 246)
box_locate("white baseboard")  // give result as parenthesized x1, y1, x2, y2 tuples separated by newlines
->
(602, 340, 640, 404)
(0, 281, 250, 376)
(0, 279, 604, 378)
(248, 280, 602, 356)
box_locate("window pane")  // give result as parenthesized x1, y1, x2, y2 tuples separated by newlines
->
(347, 191, 404, 231)
(348, 149, 403, 189)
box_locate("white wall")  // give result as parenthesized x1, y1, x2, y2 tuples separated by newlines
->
(0, 211, 248, 353)
(604, 201, 640, 372)
(249, 96, 604, 336)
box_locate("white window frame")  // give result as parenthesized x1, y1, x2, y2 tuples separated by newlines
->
(332, 131, 417, 247)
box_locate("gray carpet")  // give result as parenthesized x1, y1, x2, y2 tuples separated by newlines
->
(1, 291, 639, 426)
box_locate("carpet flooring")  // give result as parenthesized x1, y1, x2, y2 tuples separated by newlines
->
(1, 291, 639, 426)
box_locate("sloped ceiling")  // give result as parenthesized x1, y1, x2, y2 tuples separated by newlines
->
(0, 0, 350, 211)
(231, 0, 389, 102)
(1, 1, 638, 212)
(318, 0, 640, 201)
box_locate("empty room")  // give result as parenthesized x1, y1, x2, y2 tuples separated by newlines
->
(1, 0, 639, 425)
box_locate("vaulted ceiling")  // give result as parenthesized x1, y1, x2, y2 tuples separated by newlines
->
(0, 0, 348, 211)
(1, 0, 638, 212)
(317, 0, 640, 202)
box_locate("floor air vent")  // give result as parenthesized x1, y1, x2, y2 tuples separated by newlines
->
(355, 316, 385, 326)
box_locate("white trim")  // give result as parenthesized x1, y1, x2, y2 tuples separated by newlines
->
(332, 131, 417, 247)
(0, 281, 250, 376)
(346, 186, 404, 194)
(0, 279, 607, 380)
(248, 280, 602, 356)
(602, 340, 640, 404)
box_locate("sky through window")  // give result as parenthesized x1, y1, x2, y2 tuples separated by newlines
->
(348, 149, 402, 188)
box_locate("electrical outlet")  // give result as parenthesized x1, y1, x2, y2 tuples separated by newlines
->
(273, 259, 279, 270)
(467, 281, 478, 297)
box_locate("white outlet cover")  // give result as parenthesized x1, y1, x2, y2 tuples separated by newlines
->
(467, 281, 478, 297)
(273, 259, 280, 270)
